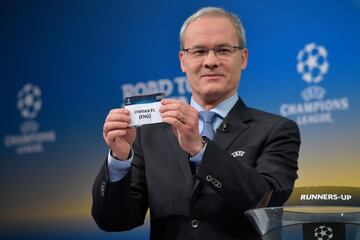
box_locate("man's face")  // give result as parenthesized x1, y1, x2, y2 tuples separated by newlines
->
(179, 16, 248, 106)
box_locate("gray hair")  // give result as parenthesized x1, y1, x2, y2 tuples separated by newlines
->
(179, 7, 246, 49)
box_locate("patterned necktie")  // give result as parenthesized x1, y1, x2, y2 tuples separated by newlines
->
(199, 111, 217, 140)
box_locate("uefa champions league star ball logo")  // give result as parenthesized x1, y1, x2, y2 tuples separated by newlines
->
(314, 225, 334, 240)
(3, 83, 57, 154)
(17, 83, 42, 119)
(297, 42, 329, 84)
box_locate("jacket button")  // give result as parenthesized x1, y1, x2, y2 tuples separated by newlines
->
(191, 219, 200, 229)
(211, 178, 217, 184)
(100, 181, 106, 196)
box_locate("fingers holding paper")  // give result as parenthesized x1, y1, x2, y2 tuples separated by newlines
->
(160, 99, 204, 156)
(103, 108, 136, 160)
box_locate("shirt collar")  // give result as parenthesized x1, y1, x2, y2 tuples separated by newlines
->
(190, 94, 239, 119)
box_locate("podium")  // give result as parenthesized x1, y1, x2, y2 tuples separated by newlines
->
(245, 186, 360, 240)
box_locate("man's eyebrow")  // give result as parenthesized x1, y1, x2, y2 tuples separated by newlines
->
(188, 43, 234, 48)
(188, 44, 207, 49)
(216, 43, 234, 47)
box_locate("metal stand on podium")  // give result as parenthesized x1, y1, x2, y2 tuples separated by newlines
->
(245, 186, 360, 240)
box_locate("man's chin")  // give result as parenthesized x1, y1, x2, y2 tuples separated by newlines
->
(200, 90, 229, 103)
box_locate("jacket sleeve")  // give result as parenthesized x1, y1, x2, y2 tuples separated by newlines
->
(196, 118, 300, 214)
(91, 130, 148, 232)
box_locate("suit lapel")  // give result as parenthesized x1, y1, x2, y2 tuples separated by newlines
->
(166, 125, 193, 190)
(213, 98, 252, 150)
(192, 98, 253, 195)
(165, 98, 253, 194)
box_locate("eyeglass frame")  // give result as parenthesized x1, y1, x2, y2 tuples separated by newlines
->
(180, 45, 244, 60)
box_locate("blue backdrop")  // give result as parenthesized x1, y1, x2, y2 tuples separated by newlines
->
(1, 0, 359, 239)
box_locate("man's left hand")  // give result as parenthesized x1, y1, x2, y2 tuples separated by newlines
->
(160, 99, 204, 156)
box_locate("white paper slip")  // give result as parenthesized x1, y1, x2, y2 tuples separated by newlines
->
(124, 93, 165, 127)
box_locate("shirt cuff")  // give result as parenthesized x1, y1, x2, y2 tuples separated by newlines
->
(107, 149, 134, 182)
(189, 142, 207, 168)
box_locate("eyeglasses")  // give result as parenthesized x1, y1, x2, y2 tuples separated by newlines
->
(181, 45, 243, 61)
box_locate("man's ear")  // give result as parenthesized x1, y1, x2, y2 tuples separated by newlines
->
(179, 51, 186, 73)
(240, 48, 249, 70)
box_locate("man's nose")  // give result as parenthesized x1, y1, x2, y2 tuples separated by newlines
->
(203, 50, 220, 69)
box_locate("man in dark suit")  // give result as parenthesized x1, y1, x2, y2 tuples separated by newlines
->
(92, 7, 300, 240)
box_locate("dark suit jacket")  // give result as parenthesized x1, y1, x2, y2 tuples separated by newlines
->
(92, 98, 301, 240)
